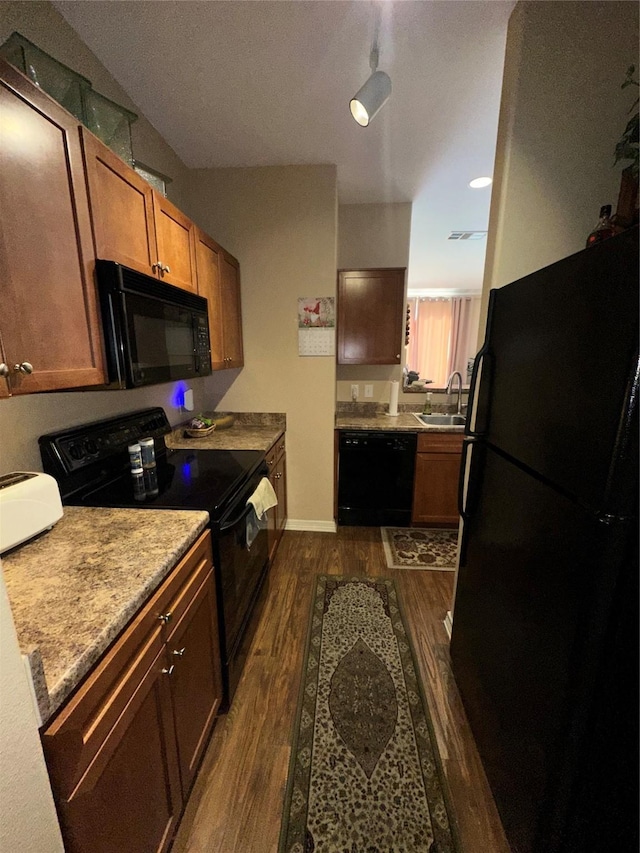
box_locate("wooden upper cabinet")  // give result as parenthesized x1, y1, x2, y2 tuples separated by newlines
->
(152, 192, 197, 292)
(0, 59, 106, 394)
(195, 231, 244, 370)
(219, 252, 244, 368)
(82, 129, 197, 293)
(81, 128, 158, 276)
(337, 268, 406, 365)
(195, 230, 224, 369)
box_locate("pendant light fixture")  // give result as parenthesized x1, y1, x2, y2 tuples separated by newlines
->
(349, 5, 391, 127)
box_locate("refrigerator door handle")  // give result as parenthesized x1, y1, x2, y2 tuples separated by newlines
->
(465, 290, 496, 438)
(458, 437, 475, 520)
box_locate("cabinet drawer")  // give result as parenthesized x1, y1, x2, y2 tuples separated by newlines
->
(164, 536, 213, 644)
(42, 531, 211, 796)
(417, 432, 464, 454)
(265, 431, 285, 470)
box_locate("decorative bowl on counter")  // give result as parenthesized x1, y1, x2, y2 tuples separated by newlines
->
(184, 425, 216, 438)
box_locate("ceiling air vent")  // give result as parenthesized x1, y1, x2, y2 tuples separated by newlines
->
(448, 231, 487, 240)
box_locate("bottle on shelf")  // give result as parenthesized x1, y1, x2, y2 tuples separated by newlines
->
(586, 204, 615, 247)
(422, 392, 433, 415)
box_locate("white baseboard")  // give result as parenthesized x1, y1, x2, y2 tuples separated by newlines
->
(443, 610, 453, 640)
(285, 519, 337, 533)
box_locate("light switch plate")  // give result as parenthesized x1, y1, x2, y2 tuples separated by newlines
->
(183, 388, 194, 411)
(351, 384, 359, 401)
(364, 384, 373, 398)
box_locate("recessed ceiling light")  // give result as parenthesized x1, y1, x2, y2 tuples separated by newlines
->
(469, 176, 493, 189)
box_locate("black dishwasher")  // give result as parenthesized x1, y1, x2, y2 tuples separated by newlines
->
(337, 431, 417, 526)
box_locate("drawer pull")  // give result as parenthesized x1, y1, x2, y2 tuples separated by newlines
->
(172, 647, 186, 657)
(158, 611, 173, 624)
(161, 664, 175, 676)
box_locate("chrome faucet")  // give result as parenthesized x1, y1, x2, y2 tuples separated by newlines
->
(445, 371, 463, 415)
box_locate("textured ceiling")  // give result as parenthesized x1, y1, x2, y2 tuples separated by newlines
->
(55, 0, 514, 290)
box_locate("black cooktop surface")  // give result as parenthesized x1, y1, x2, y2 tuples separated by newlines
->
(68, 448, 265, 522)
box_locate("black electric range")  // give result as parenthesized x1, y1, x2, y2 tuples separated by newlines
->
(39, 407, 270, 708)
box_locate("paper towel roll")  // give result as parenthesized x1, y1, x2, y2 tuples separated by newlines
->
(388, 380, 399, 417)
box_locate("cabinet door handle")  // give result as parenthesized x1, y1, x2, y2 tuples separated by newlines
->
(163, 264, 171, 274)
(158, 611, 173, 624)
(14, 361, 33, 374)
(275, 472, 281, 479)
(161, 664, 175, 676)
(152, 261, 161, 273)
(172, 647, 186, 657)
(0, 363, 9, 377)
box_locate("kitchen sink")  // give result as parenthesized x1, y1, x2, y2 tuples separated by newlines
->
(413, 413, 466, 426)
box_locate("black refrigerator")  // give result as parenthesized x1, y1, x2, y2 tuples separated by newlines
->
(450, 227, 638, 853)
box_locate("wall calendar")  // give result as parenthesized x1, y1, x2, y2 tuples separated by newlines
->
(297, 297, 335, 356)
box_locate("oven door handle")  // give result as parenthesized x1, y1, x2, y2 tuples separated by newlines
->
(219, 501, 256, 532)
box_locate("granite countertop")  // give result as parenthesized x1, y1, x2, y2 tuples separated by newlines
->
(166, 411, 285, 452)
(2, 505, 209, 726)
(335, 411, 465, 432)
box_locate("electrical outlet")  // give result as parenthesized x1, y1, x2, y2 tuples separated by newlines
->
(351, 384, 359, 401)
(364, 384, 373, 398)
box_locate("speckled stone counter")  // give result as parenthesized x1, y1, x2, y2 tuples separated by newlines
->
(166, 412, 285, 452)
(2, 505, 209, 725)
(335, 411, 465, 433)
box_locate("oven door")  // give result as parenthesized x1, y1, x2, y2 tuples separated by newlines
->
(215, 474, 269, 680)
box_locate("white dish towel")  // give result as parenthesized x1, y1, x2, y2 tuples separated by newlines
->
(246, 477, 278, 549)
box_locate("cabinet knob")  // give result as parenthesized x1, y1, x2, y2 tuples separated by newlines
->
(395, 354, 400, 359)
(161, 664, 175, 676)
(0, 363, 9, 377)
(172, 647, 186, 657)
(14, 361, 33, 374)
(158, 611, 173, 624)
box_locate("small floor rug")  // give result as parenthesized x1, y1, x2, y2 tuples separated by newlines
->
(279, 576, 459, 853)
(381, 528, 458, 571)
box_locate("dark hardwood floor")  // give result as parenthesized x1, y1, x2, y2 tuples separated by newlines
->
(172, 528, 510, 852)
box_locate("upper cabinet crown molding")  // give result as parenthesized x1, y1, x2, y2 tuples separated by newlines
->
(337, 268, 406, 365)
(0, 57, 106, 396)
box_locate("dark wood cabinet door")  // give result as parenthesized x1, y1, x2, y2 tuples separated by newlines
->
(58, 650, 182, 853)
(166, 570, 222, 794)
(0, 59, 106, 393)
(81, 128, 158, 278)
(220, 252, 244, 368)
(195, 230, 225, 369)
(337, 268, 406, 365)
(152, 192, 197, 292)
(412, 432, 463, 526)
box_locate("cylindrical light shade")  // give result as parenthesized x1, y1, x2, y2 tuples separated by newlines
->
(349, 70, 392, 126)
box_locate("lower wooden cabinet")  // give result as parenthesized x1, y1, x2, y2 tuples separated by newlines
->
(266, 432, 287, 563)
(42, 531, 222, 853)
(412, 432, 464, 526)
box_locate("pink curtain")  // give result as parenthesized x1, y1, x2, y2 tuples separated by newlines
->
(448, 297, 473, 377)
(406, 297, 480, 386)
(406, 298, 452, 387)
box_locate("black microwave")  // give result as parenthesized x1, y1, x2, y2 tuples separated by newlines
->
(96, 260, 211, 389)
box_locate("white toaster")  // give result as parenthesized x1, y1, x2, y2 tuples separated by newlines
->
(0, 472, 63, 554)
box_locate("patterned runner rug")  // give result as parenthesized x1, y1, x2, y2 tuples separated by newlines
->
(381, 528, 458, 571)
(279, 576, 459, 853)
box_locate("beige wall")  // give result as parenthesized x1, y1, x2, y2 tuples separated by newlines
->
(183, 165, 338, 527)
(336, 203, 415, 405)
(0, 569, 64, 853)
(0, 0, 212, 475)
(479, 0, 639, 334)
